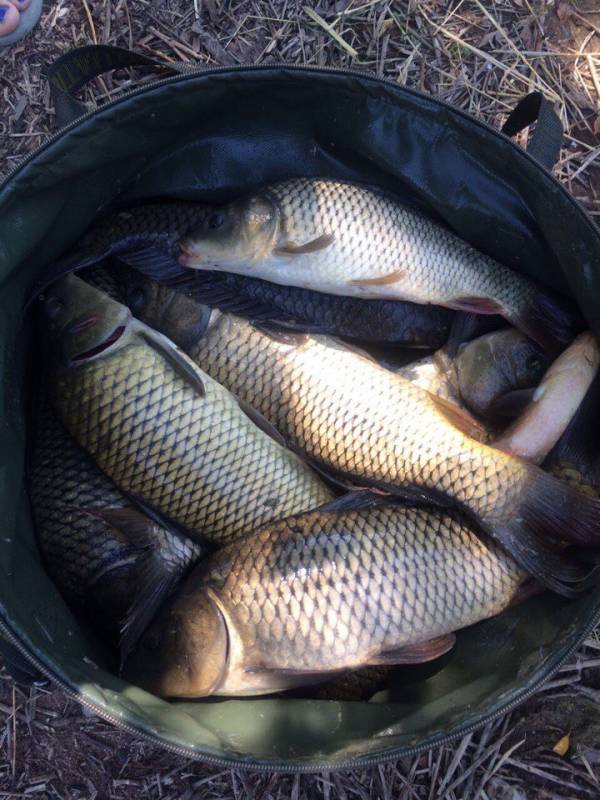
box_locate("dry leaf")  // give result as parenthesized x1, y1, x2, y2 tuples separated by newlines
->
(552, 733, 570, 756)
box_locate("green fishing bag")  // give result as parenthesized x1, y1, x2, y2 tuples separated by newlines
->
(1, 45, 599, 771)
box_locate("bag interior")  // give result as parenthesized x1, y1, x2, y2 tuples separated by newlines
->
(1, 67, 599, 769)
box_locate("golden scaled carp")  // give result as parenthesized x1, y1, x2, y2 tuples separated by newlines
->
(178, 178, 580, 356)
(40, 275, 333, 548)
(122, 277, 598, 596)
(124, 498, 528, 698)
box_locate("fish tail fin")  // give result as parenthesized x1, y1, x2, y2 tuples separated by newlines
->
(488, 468, 600, 596)
(83, 506, 203, 666)
(508, 289, 582, 358)
(490, 524, 586, 598)
(519, 468, 600, 548)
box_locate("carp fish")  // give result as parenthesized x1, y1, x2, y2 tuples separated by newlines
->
(40, 275, 333, 548)
(179, 178, 580, 356)
(125, 498, 528, 698)
(29, 400, 202, 658)
(121, 276, 598, 595)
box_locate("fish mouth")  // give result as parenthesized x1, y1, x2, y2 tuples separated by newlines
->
(178, 252, 202, 268)
(71, 325, 126, 362)
(178, 239, 203, 268)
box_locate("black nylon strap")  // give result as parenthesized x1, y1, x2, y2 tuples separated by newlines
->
(46, 44, 193, 130)
(501, 91, 563, 171)
(49, 48, 565, 172)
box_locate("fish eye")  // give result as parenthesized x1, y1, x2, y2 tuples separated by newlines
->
(206, 211, 225, 230)
(44, 295, 64, 319)
(127, 285, 147, 311)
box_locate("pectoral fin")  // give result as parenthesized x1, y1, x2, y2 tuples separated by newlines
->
(430, 394, 488, 441)
(275, 233, 335, 256)
(367, 634, 456, 666)
(135, 321, 206, 397)
(237, 398, 289, 448)
(447, 297, 504, 315)
(505, 579, 543, 610)
(317, 491, 391, 514)
(253, 324, 309, 346)
(119, 248, 185, 282)
(348, 269, 406, 287)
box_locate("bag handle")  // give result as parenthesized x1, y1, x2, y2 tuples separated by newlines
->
(501, 91, 563, 171)
(47, 47, 563, 170)
(46, 44, 195, 130)
(0, 634, 49, 688)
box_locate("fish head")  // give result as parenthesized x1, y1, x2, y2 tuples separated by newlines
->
(124, 582, 228, 698)
(499, 331, 549, 387)
(179, 194, 279, 270)
(120, 271, 216, 350)
(41, 274, 132, 366)
(457, 329, 549, 416)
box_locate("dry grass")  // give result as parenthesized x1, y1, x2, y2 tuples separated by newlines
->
(3, 637, 600, 799)
(1, 0, 600, 797)
(1, 0, 599, 214)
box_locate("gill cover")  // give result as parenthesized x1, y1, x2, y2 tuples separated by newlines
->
(41, 274, 131, 365)
(124, 584, 228, 698)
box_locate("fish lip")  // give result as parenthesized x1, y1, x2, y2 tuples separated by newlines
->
(67, 315, 98, 335)
(70, 324, 127, 363)
(178, 239, 203, 268)
(178, 252, 202, 268)
(179, 238, 198, 255)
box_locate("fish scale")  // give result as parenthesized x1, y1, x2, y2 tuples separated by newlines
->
(51, 338, 333, 546)
(38, 197, 454, 349)
(206, 505, 525, 676)
(181, 178, 580, 355)
(138, 307, 600, 598)
(190, 314, 526, 522)
(29, 402, 200, 644)
(30, 402, 133, 602)
(266, 179, 532, 310)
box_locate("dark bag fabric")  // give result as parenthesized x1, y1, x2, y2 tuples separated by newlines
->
(0, 45, 599, 771)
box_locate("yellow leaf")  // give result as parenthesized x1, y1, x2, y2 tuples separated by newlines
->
(552, 733, 570, 756)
